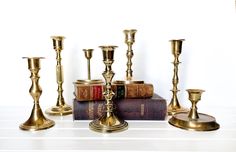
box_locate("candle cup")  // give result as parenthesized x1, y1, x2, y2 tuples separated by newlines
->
(20, 57, 55, 131)
(171, 39, 184, 56)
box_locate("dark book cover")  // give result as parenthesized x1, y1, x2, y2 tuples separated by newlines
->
(73, 94, 167, 120)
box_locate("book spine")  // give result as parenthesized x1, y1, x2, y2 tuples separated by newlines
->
(114, 84, 125, 99)
(73, 96, 167, 120)
(92, 85, 104, 100)
(74, 83, 154, 101)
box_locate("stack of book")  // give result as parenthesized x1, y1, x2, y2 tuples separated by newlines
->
(73, 82, 167, 120)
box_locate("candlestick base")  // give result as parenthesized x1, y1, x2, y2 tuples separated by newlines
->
(20, 105, 55, 131)
(169, 112, 220, 131)
(46, 104, 72, 116)
(89, 112, 128, 133)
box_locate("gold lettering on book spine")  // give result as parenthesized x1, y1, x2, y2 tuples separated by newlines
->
(97, 103, 103, 117)
(141, 104, 145, 116)
(88, 102, 94, 119)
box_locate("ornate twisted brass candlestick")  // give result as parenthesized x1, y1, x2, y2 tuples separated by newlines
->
(20, 57, 55, 131)
(169, 89, 220, 131)
(46, 36, 72, 116)
(89, 45, 128, 133)
(123, 29, 144, 84)
(168, 39, 187, 115)
(76, 49, 103, 85)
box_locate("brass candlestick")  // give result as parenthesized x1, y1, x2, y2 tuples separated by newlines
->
(169, 89, 220, 131)
(46, 36, 72, 116)
(84, 49, 93, 80)
(123, 29, 144, 84)
(76, 49, 103, 85)
(20, 57, 55, 131)
(168, 39, 187, 115)
(89, 45, 128, 133)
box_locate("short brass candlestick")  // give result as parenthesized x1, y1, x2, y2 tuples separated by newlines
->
(46, 36, 72, 116)
(123, 29, 144, 84)
(168, 39, 187, 115)
(76, 49, 103, 85)
(169, 89, 220, 131)
(20, 57, 55, 131)
(89, 45, 128, 133)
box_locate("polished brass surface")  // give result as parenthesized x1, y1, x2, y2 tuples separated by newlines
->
(89, 45, 128, 133)
(20, 57, 55, 131)
(83, 49, 93, 80)
(169, 89, 220, 131)
(124, 29, 136, 81)
(76, 49, 103, 85)
(46, 36, 72, 116)
(187, 89, 205, 120)
(75, 79, 103, 85)
(122, 29, 144, 84)
(168, 39, 187, 115)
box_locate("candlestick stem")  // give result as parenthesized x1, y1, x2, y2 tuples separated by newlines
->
(87, 59, 91, 80)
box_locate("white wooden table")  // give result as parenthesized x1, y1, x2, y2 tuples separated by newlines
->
(0, 106, 235, 152)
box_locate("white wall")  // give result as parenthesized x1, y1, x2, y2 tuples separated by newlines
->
(0, 0, 235, 110)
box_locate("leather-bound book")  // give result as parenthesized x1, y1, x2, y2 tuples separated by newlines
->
(74, 83, 154, 101)
(73, 94, 167, 120)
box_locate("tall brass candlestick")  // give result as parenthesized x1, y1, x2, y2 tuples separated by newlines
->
(168, 39, 187, 115)
(20, 57, 55, 131)
(46, 36, 72, 116)
(89, 45, 128, 133)
(123, 29, 144, 84)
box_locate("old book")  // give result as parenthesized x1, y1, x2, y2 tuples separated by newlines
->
(73, 94, 167, 120)
(74, 82, 154, 101)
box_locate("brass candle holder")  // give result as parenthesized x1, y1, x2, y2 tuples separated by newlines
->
(168, 39, 188, 115)
(46, 36, 72, 116)
(76, 49, 103, 85)
(20, 57, 55, 131)
(121, 29, 144, 84)
(169, 89, 220, 131)
(84, 49, 93, 80)
(89, 45, 128, 133)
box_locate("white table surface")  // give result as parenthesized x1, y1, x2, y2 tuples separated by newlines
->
(0, 106, 235, 152)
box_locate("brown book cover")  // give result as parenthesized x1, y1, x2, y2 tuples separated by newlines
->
(74, 83, 154, 101)
(73, 94, 167, 120)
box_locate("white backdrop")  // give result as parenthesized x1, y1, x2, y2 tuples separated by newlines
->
(0, 0, 235, 110)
